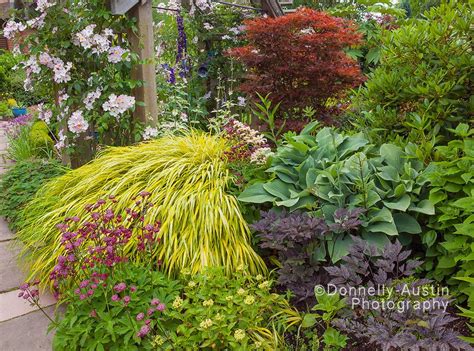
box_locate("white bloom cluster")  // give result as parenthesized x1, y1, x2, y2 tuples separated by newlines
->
(52, 59, 72, 83)
(38, 103, 53, 125)
(35, 52, 72, 83)
(36, 0, 54, 12)
(107, 46, 130, 64)
(195, 0, 211, 11)
(68, 110, 89, 134)
(27, 13, 46, 29)
(142, 126, 159, 140)
(83, 88, 102, 110)
(3, 21, 26, 40)
(74, 25, 114, 55)
(102, 94, 135, 118)
(250, 147, 273, 165)
(55, 130, 66, 150)
(230, 119, 267, 146)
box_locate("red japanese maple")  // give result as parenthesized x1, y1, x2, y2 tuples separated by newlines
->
(228, 8, 364, 113)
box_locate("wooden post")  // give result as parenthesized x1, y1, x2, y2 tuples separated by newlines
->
(128, 1, 158, 127)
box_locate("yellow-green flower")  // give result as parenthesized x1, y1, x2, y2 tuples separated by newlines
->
(254, 341, 262, 348)
(152, 335, 165, 346)
(172, 296, 183, 309)
(237, 288, 246, 295)
(258, 281, 270, 289)
(255, 274, 263, 281)
(203, 299, 214, 307)
(226, 295, 234, 301)
(234, 329, 246, 341)
(188, 281, 197, 288)
(244, 295, 255, 305)
(215, 313, 223, 321)
(200, 318, 213, 329)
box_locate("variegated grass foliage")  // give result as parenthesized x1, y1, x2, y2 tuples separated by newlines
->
(18, 132, 266, 287)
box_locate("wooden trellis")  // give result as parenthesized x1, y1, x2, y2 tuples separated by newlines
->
(110, 0, 158, 126)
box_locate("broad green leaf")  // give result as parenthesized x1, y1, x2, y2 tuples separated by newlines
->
(394, 213, 422, 234)
(380, 144, 404, 171)
(366, 221, 398, 236)
(384, 194, 411, 211)
(408, 199, 435, 215)
(238, 183, 275, 203)
(301, 313, 317, 328)
(263, 180, 291, 200)
(437, 256, 456, 269)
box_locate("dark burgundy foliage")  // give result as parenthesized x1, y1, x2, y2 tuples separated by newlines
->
(252, 209, 363, 302)
(326, 239, 472, 351)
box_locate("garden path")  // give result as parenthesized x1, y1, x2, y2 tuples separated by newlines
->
(0, 121, 56, 350)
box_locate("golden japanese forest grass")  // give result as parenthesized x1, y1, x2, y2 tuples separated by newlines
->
(17, 132, 266, 288)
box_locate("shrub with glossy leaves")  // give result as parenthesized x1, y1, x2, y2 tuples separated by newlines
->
(227, 8, 364, 113)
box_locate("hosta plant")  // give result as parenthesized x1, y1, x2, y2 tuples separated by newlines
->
(240, 126, 433, 254)
(17, 133, 266, 288)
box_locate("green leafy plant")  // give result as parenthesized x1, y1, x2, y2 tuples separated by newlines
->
(350, 2, 472, 153)
(421, 123, 474, 307)
(28, 121, 54, 157)
(240, 127, 433, 258)
(18, 133, 266, 288)
(164, 267, 295, 350)
(293, 289, 347, 351)
(252, 93, 284, 145)
(0, 100, 13, 118)
(0, 158, 67, 231)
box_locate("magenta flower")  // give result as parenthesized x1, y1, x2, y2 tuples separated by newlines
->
(113, 282, 126, 293)
(90, 310, 97, 318)
(147, 308, 154, 316)
(130, 285, 137, 292)
(151, 298, 160, 306)
(111, 294, 120, 302)
(123, 296, 131, 305)
(136, 312, 144, 321)
(156, 303, 166, 312)
(137, 325, 150, 338)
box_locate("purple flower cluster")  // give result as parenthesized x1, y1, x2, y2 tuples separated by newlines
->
(49, 192, 161, 298)
(18, 281, 40, 303)
(135, 297, 167, 338)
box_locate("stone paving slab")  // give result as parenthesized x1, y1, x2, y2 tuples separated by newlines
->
(0, 241, 25, 293)
(0, 306, 56, 351)
(0, 289, 56, 322)
(0, 218, 13, 242)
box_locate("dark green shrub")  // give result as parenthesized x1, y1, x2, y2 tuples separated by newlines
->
(350, 2, 472, 157)
(0, 158, 68, 231)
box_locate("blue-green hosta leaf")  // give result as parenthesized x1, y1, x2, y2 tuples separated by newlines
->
(368, 207, 394, 223)
(384, 194, 411, 211)
(378, 165, 400, 182)
(394, 213, 422, 234)
(305, 168, 319, 188)
(275, 197, 299, 207)
(262, 180, 292, 200)
(361, 231, 391, 248)
(380, 143, 404, 171)
(408, 199, 435, 215)
(238, 183, 276, 203)
(338, 133, 369, 158)
(394, 183, 406, 197)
